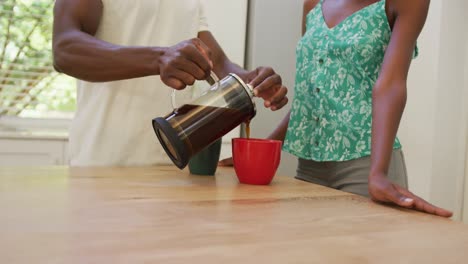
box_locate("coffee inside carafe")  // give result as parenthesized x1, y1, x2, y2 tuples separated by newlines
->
(153, 73, 256, 169)
(165, 104, 250, 157)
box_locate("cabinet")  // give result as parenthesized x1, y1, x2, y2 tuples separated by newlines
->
(0, 139, 68, 166)
(0, 128, 69, 166)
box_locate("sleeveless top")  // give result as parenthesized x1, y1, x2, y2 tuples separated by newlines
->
(283, 0, 417, 161)
(69, 0, 209, 166)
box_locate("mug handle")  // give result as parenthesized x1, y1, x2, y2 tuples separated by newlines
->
(171, 71, 220, 110)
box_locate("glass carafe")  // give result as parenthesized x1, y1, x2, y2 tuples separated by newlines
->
(152, 73, 256, 169)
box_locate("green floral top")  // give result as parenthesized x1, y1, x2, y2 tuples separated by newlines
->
(283, 0, 417, 161)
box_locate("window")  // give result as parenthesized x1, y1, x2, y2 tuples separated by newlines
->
(0, 0, 75, 119)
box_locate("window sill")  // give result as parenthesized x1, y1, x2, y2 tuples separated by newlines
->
(0, 129, 68, 141)
(0, 116, 70, 141)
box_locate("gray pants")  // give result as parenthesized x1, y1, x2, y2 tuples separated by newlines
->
(296, 149, 408, 197)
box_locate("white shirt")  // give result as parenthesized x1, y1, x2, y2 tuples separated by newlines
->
(69, 0, 209, 166)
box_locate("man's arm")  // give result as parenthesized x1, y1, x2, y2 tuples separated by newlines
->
(53, 0, 212, 88)
(53, 0, 288, 108)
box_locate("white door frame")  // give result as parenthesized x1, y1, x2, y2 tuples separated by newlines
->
(462, 117, 468, 223)
(462, 41, 468, 223)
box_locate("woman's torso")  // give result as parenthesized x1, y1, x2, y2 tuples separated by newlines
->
(283, 0, 416, 161)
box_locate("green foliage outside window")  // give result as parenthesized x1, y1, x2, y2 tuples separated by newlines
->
(0, 0, 76, 118)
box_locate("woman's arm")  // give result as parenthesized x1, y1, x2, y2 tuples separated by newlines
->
(368, 0, 452, 217)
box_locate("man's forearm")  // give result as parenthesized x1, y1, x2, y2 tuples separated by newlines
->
(53, 31, 162, 82)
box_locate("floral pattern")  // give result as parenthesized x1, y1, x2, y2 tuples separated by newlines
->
(283, 0, 417, 161)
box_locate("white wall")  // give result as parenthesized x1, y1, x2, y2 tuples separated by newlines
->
(203, 0, 248, 159)
(246, 0, 303, 176)
(464, 139, 468, 223)
(398, 0, 468, 218)
(379, 1, 468, 216)
(429, 0, 467, 218)
(204, 0, 248, 66)
(462, 30, 468, 223)
(399, 1, 442, 199)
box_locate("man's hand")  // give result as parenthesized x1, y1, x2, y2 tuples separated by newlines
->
(159, 38, 213, 90)
(369, 173, 453, 218)
(245, 67, 288, 111)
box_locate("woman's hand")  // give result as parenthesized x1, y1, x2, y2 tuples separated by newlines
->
(244, 67, 288, 111)
(369, 172, 453, 218)
(218, 157, 233, 167)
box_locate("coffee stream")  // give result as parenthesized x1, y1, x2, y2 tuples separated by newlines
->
(244, 120, 251, 139)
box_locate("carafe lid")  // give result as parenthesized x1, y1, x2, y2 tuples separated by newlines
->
(152, 118, 190, 169)
(230, 73, 256, 111)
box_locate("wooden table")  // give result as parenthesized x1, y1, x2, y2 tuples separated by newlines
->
(1, 166, 467, 263)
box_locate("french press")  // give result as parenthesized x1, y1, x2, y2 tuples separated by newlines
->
(152, 72, 256, 169)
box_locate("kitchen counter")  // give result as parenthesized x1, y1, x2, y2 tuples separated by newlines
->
(1, 166, 467, 263)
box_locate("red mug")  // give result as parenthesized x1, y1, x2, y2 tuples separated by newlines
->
(232, 138, 282, 185)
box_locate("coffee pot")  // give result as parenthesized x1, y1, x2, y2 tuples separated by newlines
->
(152, 72, 256, 169)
